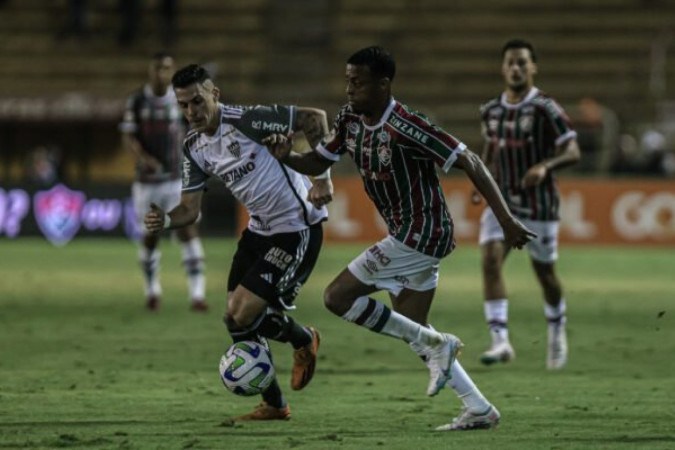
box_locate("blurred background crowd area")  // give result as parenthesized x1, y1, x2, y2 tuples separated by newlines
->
(1, 0, 675, 186)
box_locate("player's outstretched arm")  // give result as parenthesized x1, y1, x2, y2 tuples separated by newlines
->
(144, 190, 203, 234)
(263, 133, 333, 176)
(454, 149, 537, 249)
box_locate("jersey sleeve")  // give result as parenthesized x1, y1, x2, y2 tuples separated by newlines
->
(542, 99, 578, 147)
(234, 104, 295, 144)
(315, 106, 347, 162)
(395, 113, 466, 173)
(181, 146, 209, 192)
(118, 94, 139, 134)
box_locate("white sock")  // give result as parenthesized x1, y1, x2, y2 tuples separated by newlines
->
(139, 246, 161, 297)
(342, 296, 444, 346)
(449, 360, 492, 413)
(181, 238, 206, 302)
(484, 298, 509, 343)
(409, 338, 491, 414)
(544, 298, 567, 324)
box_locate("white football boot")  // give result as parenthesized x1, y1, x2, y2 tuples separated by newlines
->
(547, 321, 568, 370)
(426, 333, 463, 396)
(435, 405, 501, 431)
(479, 340, 515, 366)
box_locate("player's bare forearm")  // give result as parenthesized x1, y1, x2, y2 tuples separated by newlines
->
(145, 191, 203, 233)
(263, 133, 332, 176)
(522, 139, 581, 188)
(455, 150, 537, 248)
(472, 141, 496, 204)
(455, 150, 512, 223)
(295, 107, 329, 149)
(544, 138, 581, 171)
(286, 150, 333, 176)
(122, 133, 161, 168)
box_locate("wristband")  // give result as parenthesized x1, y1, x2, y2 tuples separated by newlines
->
(314, 168, 331, 180)
(163, 213, 171, 230)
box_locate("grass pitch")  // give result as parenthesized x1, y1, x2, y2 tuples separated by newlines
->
(0, 238, 673, 449)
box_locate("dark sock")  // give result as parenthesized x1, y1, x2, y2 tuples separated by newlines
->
(255, 312, 312, 349)
(261, 378, 285, 408)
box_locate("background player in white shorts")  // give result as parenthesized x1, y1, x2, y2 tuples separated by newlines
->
(120, 51, 207, 312)
(474, 39, 581, 370)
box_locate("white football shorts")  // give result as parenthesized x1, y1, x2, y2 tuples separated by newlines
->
(479, 207, 559, 263)
(347, 235, 440, 296)
(132, 179, 182, 231)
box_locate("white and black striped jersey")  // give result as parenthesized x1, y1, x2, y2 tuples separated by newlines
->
(182, 103, 327, 235)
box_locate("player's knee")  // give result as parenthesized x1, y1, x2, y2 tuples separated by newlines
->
(323, 283, 348, 316)
(482, 253, 502, 275)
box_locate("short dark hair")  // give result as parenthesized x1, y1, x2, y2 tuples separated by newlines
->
(502, 39, 537, 62)
(347, 46, 396, 81)
(172, 64, 211, 88)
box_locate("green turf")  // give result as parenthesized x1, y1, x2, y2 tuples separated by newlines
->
(0, 238, 673, 449)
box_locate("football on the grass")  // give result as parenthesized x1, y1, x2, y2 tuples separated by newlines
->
(219, 341, 275, 396)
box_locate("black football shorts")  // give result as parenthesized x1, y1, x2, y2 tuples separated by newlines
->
(227, 222, 323, 309)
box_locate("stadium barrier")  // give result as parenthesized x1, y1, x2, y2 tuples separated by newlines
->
(0, 181, 236, 245)
(237, 178, 675, 246)
(3, 178, 673, 246)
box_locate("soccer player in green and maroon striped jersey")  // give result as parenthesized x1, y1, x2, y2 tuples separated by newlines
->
(474, 39, 580, 371)
(120, 52, 207, 312)
(264, 46, 536, 431)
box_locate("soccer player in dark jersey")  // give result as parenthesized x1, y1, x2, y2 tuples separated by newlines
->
(144, 64, 334, 421)
(474, 39, 580, 370)
(120, 52, 207, 312)
(264, 46, 536, 431)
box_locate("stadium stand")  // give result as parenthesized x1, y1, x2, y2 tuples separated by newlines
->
(0, 0, 674, 180)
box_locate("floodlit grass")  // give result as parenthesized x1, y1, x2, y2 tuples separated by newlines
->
(0, 238, 673, 449)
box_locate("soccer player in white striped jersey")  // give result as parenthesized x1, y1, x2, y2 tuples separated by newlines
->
(265, 46, 536, 431)
(144, 64, 333, 422)
(474, 39, 580, 371)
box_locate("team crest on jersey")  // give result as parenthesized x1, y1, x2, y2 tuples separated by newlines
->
(227, 140, 242, 158)
(347, 122, 360, 135)
(377, 146, 392, 166)
(488, 119, 499, 133)
(346, 138, 357, 153)
(518, 116, 533, 133)
(33, 184, 86, 246)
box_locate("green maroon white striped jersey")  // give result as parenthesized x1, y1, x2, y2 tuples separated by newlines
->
(119, 85, 185, 183)
(480, 87, 577, 221)
(316, 98, 466, 258)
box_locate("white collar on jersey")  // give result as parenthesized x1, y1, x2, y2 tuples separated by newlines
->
(143, 84, 175, 103)
(362, 97, 397, 130)
(499, 87, 539, 109)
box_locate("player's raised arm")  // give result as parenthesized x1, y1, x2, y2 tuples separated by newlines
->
(294, 107, 329, 149)
(453, 149, 537, 249)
